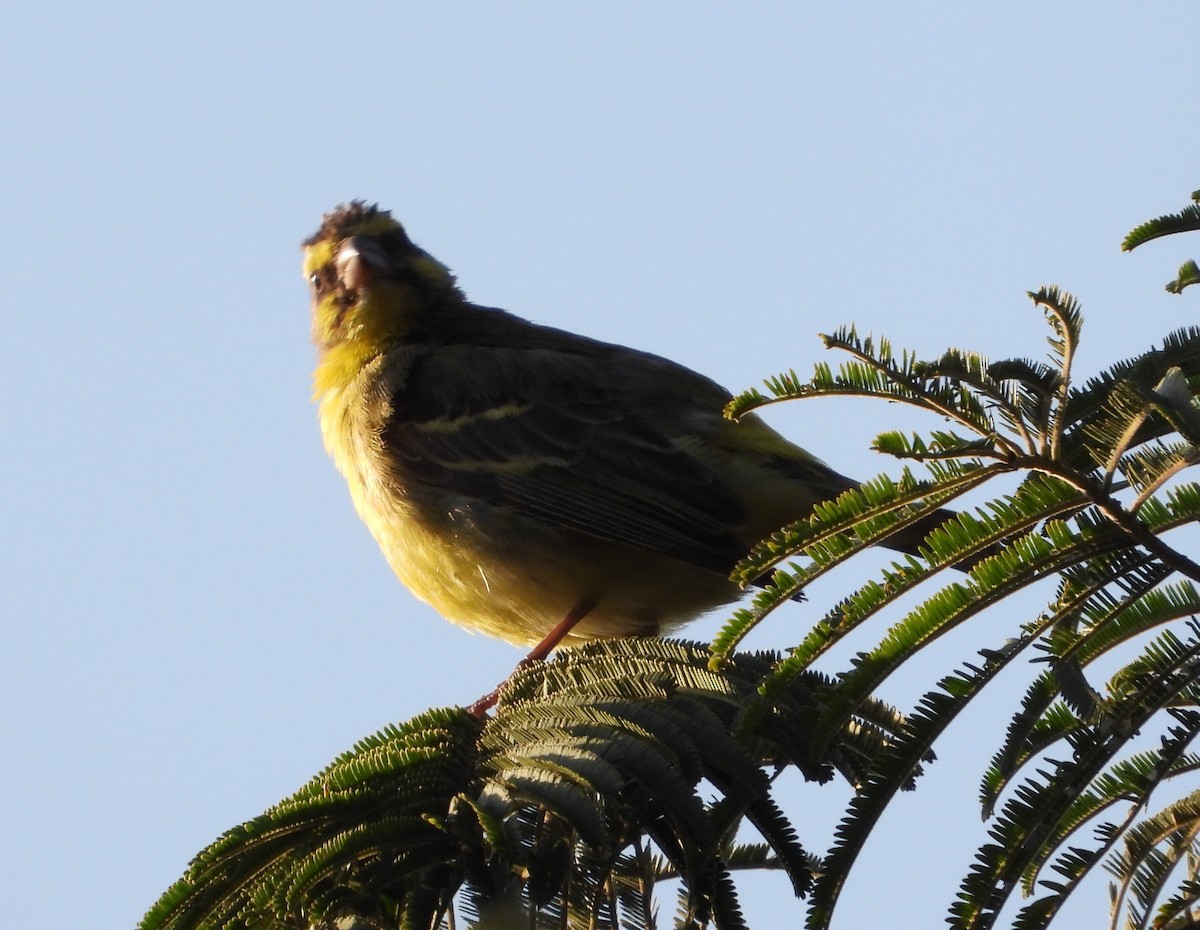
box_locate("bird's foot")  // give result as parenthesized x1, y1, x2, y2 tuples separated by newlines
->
(467, 655, 541, 717)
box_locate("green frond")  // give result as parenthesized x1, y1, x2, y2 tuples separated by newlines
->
(968, 356, 1063, 450)
(279, 815, 452, 921)
(724, 367, 823, 419)
(671, 861, 750, 930)
(981, 687, 1079, 817)
(1156, 481, 1200, 531)
(948, 634, 1200, 930)
(1106, 792, 1200, 930)
(1145, 878, 1200, 930)
(819, 327, 899, 369)
(1026, 287, 1083, 458)
(492, 741, 628, 797)
(1166, 259, 1200, 295)
(1077, 581, 1200, 671)
(1121, 202, 1200, 252)
(741, 794, 815, 897)
(988, 553, 1174, 773)
(1105, 626, 1200, 705)
(1078, 379, 1169, 479)
(726, 328, 1000, 439)
(720, 842, 773, 869)
(606, 849, 664, 930)
(139, 707, 482, 930)
(707, 867, 752, 930)
(716, 466, 1003, 661)
(810, 523, 1077, 731)
(1028, 287, 1083, 366)
(921, 346, 997, 379)
(806, 652, 1019, 930)
(710, 598, 793, 671)
(141, 641, 848, 930)
(1120, 440, 1200, 497)
(873, 430, 997, 460)
(1118, 369, 1200, 454)
(723, 365, 842, 418)
(1008, 735, 1200, 909)
(800, 357, 917, 402)
(1024, 562, 1184, 717)
(987, 358, 1063, 395)
(823, 690, 922, 787)
(748, 482, 1098, 754)
(1113, 793, 1200, 880)
(1080, 329, 1200, 404)
(491, 765, 615, 850)
(1008, 840, 1108, 930)
(1065, 328, 1200, 472)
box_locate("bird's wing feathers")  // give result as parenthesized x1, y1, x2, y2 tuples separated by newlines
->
(380, 341, 753, 573)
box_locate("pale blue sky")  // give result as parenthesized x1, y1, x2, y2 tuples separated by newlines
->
(3, 5, 1198, 929)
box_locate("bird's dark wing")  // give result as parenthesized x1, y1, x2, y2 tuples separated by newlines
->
(378, 341, 752, 574)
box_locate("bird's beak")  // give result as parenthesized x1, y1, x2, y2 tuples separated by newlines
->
(336, 236, 390, 291)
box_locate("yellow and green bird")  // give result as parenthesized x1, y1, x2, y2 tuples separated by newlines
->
(305, 202, 946, 661)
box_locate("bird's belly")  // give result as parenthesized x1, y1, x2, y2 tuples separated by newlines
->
(359, 494, 741, 647)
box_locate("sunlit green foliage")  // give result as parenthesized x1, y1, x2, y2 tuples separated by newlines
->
(1123, 190, 1200, 294)
(140, 641, 912, 930)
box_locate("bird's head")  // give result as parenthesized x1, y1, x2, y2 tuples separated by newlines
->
(303, 202, 460, 355)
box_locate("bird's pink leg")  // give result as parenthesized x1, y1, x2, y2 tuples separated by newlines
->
(469, 598, 598, 716)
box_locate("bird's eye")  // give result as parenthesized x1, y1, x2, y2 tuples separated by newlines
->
(309, 272, 323, 292)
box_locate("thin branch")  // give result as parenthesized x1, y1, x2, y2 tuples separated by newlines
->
(1016, 458, 1200, 584)
(1130, 450, 1200, 514)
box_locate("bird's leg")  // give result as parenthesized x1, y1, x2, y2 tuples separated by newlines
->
(522, 597, 599, 664)
(469, 598, 598, 716)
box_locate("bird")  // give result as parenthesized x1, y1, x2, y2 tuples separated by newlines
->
(305, 202, 961, 679)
